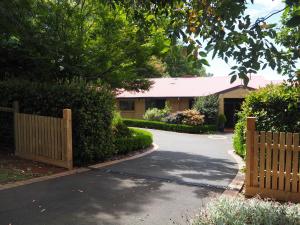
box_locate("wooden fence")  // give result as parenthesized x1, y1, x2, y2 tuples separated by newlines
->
(1, 102, 73, 170)
(245, 117, 300, 202)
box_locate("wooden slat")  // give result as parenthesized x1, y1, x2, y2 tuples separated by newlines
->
(279, 132, 286, 191)
(292, 133, 299, 193)
(61, 119, 66, 161)
(272, 132, 279, 190)
(253, 131, 259, 187)
(266, 132, 272, 189)
(259, 131, 266, 188)
(285, 133, 292, 192)
(53, 118, 57, 160)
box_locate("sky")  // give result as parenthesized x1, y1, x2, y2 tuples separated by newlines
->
(206, 0, 286, 80)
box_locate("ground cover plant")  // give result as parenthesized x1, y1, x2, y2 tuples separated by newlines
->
(192, 197, 300, 225)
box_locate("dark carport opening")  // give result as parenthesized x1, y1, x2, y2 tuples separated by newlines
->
(223, 98, 244, 128)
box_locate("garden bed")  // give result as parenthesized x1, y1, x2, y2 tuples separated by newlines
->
(123, 119, 216, 134)
(0, 151, 66, 184)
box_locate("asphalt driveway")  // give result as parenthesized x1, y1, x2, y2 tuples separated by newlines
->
(0, 129, 238, 225)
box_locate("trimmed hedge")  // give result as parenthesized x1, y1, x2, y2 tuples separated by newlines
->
(115, 128, 153, 154)
(0, 79, 115, 165)
(123, 118, 216, 133)
(233, 84, 300, 158)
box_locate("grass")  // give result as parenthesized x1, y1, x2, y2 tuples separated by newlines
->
(191, 197, 300, 225)
(0, 168, 35, 183)
(0, 151, 65, 184)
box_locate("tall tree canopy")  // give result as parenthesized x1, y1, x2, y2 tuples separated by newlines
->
(113, 0, 300, 84)
(0, 0, 299, 90)
(0, 0, 170, 90)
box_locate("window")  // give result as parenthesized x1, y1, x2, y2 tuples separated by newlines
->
(119, 100, 135, 111)
(145, 99, 166, 110)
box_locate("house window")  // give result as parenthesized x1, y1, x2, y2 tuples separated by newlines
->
(145, 99, 166, 110)
(119, 100, 135, 111)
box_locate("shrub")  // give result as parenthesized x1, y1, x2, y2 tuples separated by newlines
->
(143, 104, 171, 121)
(163, 111, 185, 124)
(193, 94, 219, 124)
(192, 197, 300, 225)
(114, 128, 153, 154)
(0, 79, 115, 165)
(233, 121, 246, 157)
(112, 112, 132, 138)
(181, 109, 205, 126)
(163, 109, 204, 126)
(233, 84, 300, 158)
(123, 118, 216, 134)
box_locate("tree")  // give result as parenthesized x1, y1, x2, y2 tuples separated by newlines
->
(163, 45, 212, 77)
(113, 0, 300, 84)
(0, 0, 170, 90)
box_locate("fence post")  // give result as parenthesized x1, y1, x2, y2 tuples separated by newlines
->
(13, 101, 19, 153)
(246, 117, 256, 190)
(63, 109, 73, 170)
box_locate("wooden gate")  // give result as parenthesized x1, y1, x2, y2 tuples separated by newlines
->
(245, 117, 300, 202)
(14, 109, 73, 170)
(1, 102, 72, 170)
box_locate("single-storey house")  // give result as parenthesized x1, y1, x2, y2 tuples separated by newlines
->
(116, 76, 282, 128)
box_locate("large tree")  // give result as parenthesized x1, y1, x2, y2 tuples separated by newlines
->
(0, 0, 170, 90)
(113, 0, 300, 84)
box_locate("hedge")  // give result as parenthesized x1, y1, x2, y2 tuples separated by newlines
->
(123, 118, 216, 133)
(233, 84, 300, 158)
(115, 128, 153, 154)
(0, 79, 115, 165)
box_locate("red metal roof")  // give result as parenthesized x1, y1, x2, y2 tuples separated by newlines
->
(117, 76, 282, 98)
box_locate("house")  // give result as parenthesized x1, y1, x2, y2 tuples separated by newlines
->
(116, 76, 282, 128)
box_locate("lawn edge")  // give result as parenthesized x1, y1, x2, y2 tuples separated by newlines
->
(222, 149, 245, 197)
(0, 143, 158, 191)
(0, 167, 89, 191)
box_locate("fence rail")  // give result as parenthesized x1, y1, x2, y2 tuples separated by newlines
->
(245, 117, 300, 203)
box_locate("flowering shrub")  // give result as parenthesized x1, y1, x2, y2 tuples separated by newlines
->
(163, 109, 204, 126)
(182, 109, 205, 126)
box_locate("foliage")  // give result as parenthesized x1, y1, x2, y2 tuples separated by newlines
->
(233, 84, 300, 157)
(181, 109, 205, 126)
(123, 119, 216, 134)
(0, 79, 115, 165)
(143, 104, 171, 121)
(113, 0, 300, 83)
(192, 197, 300, 225)
(112, 112, 132, 138)
(193, 95, 219, 124)
(163, 109, 204, 126)
(0, 0, 170, 90)
(233, 121, 246, 158)
(114, 128, 153, 154)
(218, 114, 227, 126)
(163, 45, 212, 77)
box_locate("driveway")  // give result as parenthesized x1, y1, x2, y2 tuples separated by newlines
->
(0, 129, 238, 225)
